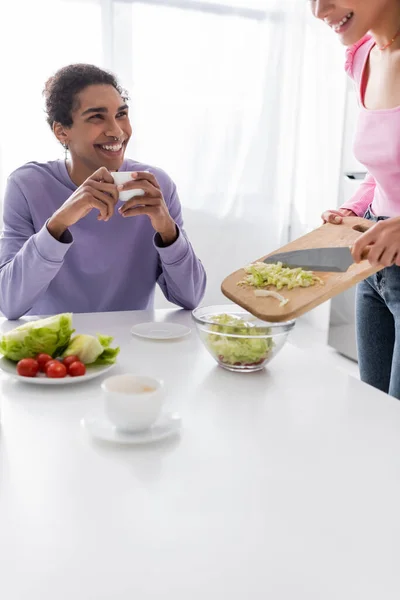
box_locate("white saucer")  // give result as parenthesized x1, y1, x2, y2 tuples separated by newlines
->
(131, 322, 191, 340)
(81, 412, 182, 445)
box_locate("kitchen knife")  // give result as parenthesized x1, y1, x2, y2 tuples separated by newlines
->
(263, 247, 356, 272)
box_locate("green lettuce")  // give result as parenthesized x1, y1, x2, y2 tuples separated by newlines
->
(0, 313, 74, 362)
(206, 314, 274, 366)
(62, 334, 120, 365)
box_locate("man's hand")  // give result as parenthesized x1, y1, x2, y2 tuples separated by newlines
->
(47, 167, 118, 239)
(118, 171, 177, 245)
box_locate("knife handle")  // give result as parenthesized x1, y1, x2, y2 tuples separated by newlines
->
(360, 247, 371, 261)
(349, 245, 371, 262)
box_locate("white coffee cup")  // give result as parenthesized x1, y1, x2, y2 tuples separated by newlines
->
(110, 171, 147, 202)
(102, 374, 165, 432)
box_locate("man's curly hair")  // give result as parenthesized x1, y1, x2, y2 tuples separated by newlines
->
(43, 64, 128, 128)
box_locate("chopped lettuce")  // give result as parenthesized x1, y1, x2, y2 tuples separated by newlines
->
(239, 261, 323, 290)
(0, 313, 74, 361)
(254, 289, 289, 306)
(62, 334, 120, 365)
(205, 313, 273, 366)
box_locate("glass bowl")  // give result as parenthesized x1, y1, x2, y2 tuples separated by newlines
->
(192, 304, 295, 373)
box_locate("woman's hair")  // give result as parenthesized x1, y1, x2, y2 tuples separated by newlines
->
(43, 63, 127, 128)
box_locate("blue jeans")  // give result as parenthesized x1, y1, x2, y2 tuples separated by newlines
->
(356, 208, 400, 399)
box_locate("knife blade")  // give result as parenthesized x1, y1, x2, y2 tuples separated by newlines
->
(263, 247, 354, 272)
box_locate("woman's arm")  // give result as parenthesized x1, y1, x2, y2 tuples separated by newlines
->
(321, 173, 376, 225)
(340, 172, 376, 216)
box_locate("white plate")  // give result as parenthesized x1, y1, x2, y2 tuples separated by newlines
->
(81, 412, 182, 445)
(0, 357, 115, 385)
(131, 322, 191, 340)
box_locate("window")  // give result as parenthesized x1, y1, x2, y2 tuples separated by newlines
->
(113, 0, 284, 217)
(0, 0, 103, 193)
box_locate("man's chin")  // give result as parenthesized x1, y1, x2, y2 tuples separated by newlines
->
(94, 146, 126, 171)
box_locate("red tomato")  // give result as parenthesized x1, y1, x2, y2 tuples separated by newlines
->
(44, 359, 56, 374)
(68, 361, 86, 377)
(17, 358, 39, 378)
(44, 359, 63, 374)
(36, 353, 53, 372)
(46, 361, 67, 378)
(62, 355, 80, 368)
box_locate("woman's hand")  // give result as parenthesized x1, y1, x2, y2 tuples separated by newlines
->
(118, 171, 177, 245)
(352, 217, 400, 267)
(321, 208, 357, 224)
(47, 167, 118, 239)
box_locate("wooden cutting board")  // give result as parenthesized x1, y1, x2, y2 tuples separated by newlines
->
(221, 217, 382, 323)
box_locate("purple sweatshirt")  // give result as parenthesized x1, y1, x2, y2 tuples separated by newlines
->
(0, 159, 206, 319)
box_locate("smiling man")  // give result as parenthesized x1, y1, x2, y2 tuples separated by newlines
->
(0, 64, 206, 319)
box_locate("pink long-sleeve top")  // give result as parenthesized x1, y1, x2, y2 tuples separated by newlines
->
(341, 35, 400, 218)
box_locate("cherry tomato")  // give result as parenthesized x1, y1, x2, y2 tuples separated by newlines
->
(44, 359, 57, 374)
(62, 355, 80, 369)
(68, 361, 86, 377)
(36, 353, 53, 372)
(44, 358, 64, 373)
(46, 360, 67, 378)
(17, 358, 39, 378)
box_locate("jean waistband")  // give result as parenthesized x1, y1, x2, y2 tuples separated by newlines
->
(364, 205, 389, 222)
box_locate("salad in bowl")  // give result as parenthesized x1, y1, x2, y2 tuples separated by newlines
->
(192, 304, 295, 372)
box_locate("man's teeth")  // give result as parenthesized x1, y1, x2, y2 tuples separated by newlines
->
(332, 12, 353, 31)
(100, 144, 122, 152)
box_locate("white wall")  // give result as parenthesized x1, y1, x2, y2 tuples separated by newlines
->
(155, 206, 282, 308)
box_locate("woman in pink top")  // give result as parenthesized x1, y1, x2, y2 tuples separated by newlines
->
(311, 0, 400, 399)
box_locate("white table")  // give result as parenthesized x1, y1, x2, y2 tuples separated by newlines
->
(1, 309, 400, 600)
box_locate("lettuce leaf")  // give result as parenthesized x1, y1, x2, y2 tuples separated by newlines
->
(92, 334, 120, 365)
(62, 334, 119, 365)
(0, 313, 74, 361)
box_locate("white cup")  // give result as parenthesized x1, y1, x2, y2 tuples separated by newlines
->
(102, 374, 165, 432)
(110, 171, 147, 202)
